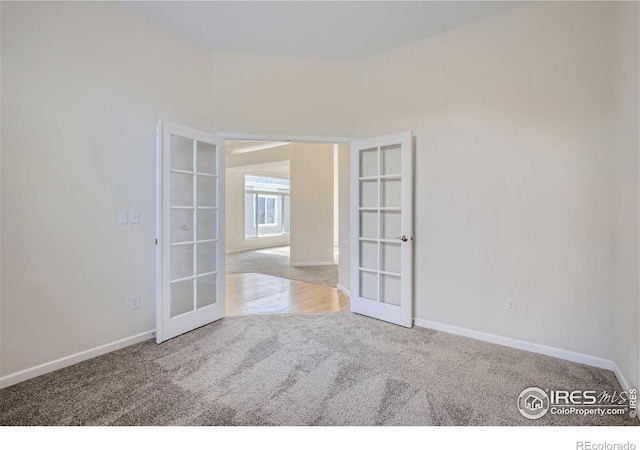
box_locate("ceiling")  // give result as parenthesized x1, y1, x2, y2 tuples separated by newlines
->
(226, 140, 290, 155)
(122, 1, 524, 61)
(227, 160, 291, 177)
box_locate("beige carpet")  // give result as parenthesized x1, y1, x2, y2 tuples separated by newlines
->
(0, 312, 635, 426)
(225, 246, 339, 287)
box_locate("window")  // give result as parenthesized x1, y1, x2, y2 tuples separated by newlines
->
(256, 195, 277, 226)
(244, 174, 290, 239)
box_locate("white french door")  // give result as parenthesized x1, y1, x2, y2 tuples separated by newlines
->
(156, 121, 225, 343)
(350, 131, 413, 327)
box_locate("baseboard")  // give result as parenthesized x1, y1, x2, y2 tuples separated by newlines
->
(290, 261, 336, 267)
(613, 361, 633, 392)
(225, 248, 247, 254)
(337, 284, 351, 297)
(0, 330, 155, 389)
(612, 362, 640, 422)
(413, 318, 614, 371)
(226, 243, 289, 254)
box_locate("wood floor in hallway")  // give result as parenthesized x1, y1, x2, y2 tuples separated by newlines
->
(225, 272, 350, 316)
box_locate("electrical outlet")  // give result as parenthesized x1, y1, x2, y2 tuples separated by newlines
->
(130, 295, 140, 310)
(507, 298, 516, 313)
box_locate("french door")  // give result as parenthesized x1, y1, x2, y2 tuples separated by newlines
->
(156, 121, 225, 343)
(350, 131, 413, 327)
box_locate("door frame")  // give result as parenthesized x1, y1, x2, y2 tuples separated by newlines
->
(218, 132, 354, 144)
(219, 131, 412, 305)
(217, 132, 353, 272)
(156, 129, 410, 337)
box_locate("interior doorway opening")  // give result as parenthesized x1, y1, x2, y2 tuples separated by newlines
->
(223, 139, 349, 316)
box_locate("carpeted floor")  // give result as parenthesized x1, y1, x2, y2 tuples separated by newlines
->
(226, 246, 339, 287)
(0, 312, 634, 426)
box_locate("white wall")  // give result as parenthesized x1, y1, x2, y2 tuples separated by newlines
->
(613, 1, 640, 389)
(211, 52, 355, 138)
(290, 143, 335, 266)
(337, 143, 351, 292)
(2, 0, 637, 383)
(0, 2, 214, 376)
(334, 155, 339, 249)
(226, 145, 291, 169)
(355, 2, 618, 360)
(0, 3, 357, 380)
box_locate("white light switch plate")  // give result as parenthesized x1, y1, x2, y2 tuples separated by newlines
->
(130, 210, 140, 224)
(118, 210, 128, 225)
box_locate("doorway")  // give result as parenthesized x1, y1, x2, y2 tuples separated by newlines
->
(156, 124, 412, 342)
(223, 139, 349, 315)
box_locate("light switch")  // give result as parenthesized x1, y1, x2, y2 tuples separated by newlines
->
(118, 210, 128, 225)
(130, 210, 140, 224)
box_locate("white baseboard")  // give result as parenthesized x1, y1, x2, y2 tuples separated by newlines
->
(613, 362, 632, 392)
(225, 248, 247, 254)
(612, 362, 640, 422)
(226, 243, 289, 254)
(290, 261, 336, 267)
(0, 330, 155, 389)
(337, 284, 351, 297)
(413, 318, 614, 371)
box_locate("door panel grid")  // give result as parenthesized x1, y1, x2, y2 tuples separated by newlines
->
(157, 121, 225, 343)
(357, 145, 402, 305)
(168, 137, 218, 318)
(351, 131, 413, 328)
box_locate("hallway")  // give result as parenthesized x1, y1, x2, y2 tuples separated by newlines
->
(225, 272, 349, 316)
(225, 246, 339, 287)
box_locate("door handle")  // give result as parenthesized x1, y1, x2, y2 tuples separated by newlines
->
(394, 235, 411, 242)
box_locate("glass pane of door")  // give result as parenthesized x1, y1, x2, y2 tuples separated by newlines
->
(197, 141, 216, 175)
(194, 141, 217, 310)
(197, 274, 217, 308)
(196, 209, 216, 241)
(171, 280, 194, 317)
(171, 135, 193, 172)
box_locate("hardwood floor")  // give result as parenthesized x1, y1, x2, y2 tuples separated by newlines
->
(225, 272, 350, 316)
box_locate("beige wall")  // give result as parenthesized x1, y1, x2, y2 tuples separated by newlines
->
(0, 2, 215, 376)
(613, 1, 640, 389)
(290, 143, 335, 266)
(355, 2, 617, 359)
(1, 1, 638, 382)
(334, 156, 339, 248)
(226, 145, 291, 169)
(211, 52, 356, 138)
(337, 144, 351, 292)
